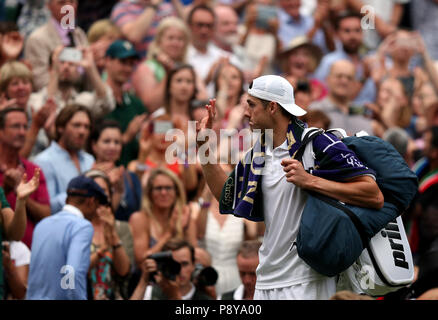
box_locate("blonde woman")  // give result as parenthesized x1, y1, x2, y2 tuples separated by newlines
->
(132, 16, 191, 113)
(0, 61, 56, 158)
(129, 168, 197, 267)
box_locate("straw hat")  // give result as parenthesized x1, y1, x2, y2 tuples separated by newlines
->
(279, 36, 324, 72)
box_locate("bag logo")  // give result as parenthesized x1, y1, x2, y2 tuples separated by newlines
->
(381, 222, 409, 270)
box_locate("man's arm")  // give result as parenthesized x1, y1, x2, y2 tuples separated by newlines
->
(281, 159, 384, 209)
(196, 99, 229, 201)
(115, 0, 163, 45)
(2, 169, 41, 241)
(25, 198, 50, 222)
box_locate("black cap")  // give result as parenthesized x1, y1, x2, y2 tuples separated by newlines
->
(66, 175, 109, 205)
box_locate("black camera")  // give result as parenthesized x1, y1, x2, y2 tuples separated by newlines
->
(192, 264, 218, 288)
(148, 251, 181, 281)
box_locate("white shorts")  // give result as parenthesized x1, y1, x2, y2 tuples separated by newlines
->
(253, 278, 336, 300)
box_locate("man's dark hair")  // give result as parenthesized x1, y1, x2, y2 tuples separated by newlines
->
(163, 238, 195, 264)
(55, 104, 93, 142)
(0, 107, 27, 129)
(90, 119, 122, 144)
(334, 10, 362, 30)
(187, 4, 215, 26)
(259, 98, 294, 120)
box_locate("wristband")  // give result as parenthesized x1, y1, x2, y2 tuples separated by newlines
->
(112, 242, 123, 250)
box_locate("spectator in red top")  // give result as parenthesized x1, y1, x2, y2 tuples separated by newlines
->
(0, 107, 50, 248)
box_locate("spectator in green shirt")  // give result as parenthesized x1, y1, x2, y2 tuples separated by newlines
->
(104, 40, 148, 167)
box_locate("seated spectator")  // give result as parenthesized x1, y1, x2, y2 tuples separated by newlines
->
(131, 238, 212, 300)
(27, 44, 115, 157)
(294, 80, 314, 111)
(0, 168, 40, 300)
(84, 169, 131, 300)
(240, 0, 280, 76)
(365, 77, 411, 138)
(90, 120, 142, 222)
(24, 0, 88, 91)
(0, 22, 24, 68)
(383, 127, 413, 166)
(1, 240, 31, 300)
(345, 0, 406, 51)
(26, 175, 109, 300)
(110, 0, 182, 59)
(161, 64, 198, 135)
(278, 36, 326, 102)
(313, 11, 376, 106)
(186, 4, 240, 96)
(0, 61, 33, 111)
(103, 40, 147, 167)
(29, 44, 115, 120)
(87, 19, 122, 75)
(128, 114, 198, 194)
(129, 168, 197, 268)
(366, 30, 428, 100)
(300, 109, 331, 130)
(409, 127, 438, 274)
(132, 17, 195, 113)
(213, 4, 266, 82)
(196, 185, 257, 296)
(34, 104, 95, 214)
(0, 61, 57, 158)
(219, 240, 261, 300)
(309, 59, 376, 135)
(0, 107, 50, 248)
(277, 0, 334, 53)
(214, 62, 246, 127)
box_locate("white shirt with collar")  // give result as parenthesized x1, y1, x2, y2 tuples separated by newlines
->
(256, 139, 328, 291)
(62, 204, 85, 219)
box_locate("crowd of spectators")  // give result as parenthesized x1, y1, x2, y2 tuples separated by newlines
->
(1, 0, 438, 300)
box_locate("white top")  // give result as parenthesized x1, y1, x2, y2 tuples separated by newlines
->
(143, 283, 195, 300)
(10, 241, 31, 267)
(256, 139, 325, 290)
(186, 43, 242, 98)
(200, 211, 243, 296)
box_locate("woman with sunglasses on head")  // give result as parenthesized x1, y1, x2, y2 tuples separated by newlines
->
(129, 168, 197, 268)
(90, 120, 142, 222)
(84, 169, 131, 300)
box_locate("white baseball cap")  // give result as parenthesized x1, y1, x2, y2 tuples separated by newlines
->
(247, 75, 307, 117)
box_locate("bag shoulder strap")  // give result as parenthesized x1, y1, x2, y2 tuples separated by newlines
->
(294, 128, 325, 163)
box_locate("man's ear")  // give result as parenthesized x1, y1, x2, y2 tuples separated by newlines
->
(270, 102, 280, 115)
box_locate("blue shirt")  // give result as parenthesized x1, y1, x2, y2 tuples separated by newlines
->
(313, 49, 376, 106)
(277, 9, 328, 53)
(34, 141, 94, 214)
(26, 205, 94, 300)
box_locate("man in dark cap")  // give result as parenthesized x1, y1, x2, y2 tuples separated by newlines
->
(104, 39, 148, 166)
(26, 175, 109, 300)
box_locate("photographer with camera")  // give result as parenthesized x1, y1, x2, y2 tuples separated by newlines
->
(130, 238, 212, 300)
